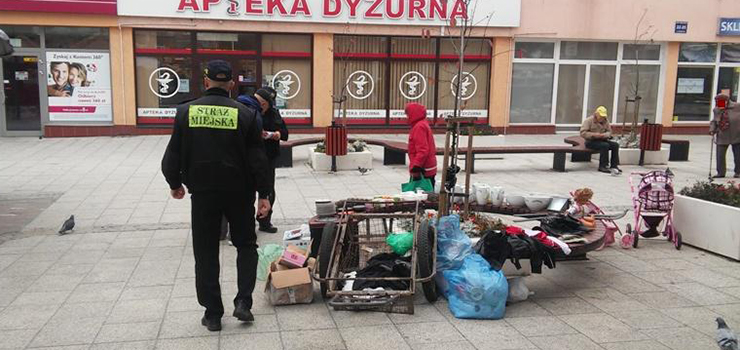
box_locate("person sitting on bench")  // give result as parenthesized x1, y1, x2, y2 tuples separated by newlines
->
(580, 106, 622, 174)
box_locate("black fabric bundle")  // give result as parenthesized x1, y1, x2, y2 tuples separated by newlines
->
(353, 253, 412, 291)
(537, 215, 590, 237)
(475, 230, 557, 274)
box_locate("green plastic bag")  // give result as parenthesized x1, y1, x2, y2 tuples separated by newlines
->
(401, 178, 433, 193)
(257, 244, 285, 281)
(386, 232, 414, 255)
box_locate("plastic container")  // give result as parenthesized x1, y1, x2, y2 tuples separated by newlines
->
(489, 187, 504, 207)
(506, 194, 525, 208)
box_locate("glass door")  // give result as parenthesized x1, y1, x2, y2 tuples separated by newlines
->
(1, 55, 42, 135)
(197, 58, 259, 98)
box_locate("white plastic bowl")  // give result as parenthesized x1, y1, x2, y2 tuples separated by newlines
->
(506, 194, 525, 208)
(524, 195, 553, 212)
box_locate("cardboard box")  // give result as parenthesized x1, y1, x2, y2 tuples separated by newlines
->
(279, 250, 307, 269)
(283, 225, 312, 250)
(265, 261, 314, 305)
(278, 245, 309, 269)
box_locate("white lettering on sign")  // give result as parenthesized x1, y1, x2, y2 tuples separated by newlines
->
(437, 109, 488, 119)
(138, 108, 178, 117)
(335, 109, 385, 119)
(119, 0, 521, 27)
(279, 109, 311, 119)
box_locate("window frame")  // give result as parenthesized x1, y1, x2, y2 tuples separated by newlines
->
(673, 43, 740, 124)
(334, 34, 492, 127)
(511, 39, 666, 126)
(132, 29, 313, 126)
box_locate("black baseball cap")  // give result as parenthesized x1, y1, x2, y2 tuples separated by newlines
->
(204, 60, 232, 82)
(255, 87, 277, 107)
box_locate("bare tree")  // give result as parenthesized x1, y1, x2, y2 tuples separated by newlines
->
(619, 8, 658, 147)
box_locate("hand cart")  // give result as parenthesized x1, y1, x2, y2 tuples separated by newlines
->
(313, 200, 437, 314)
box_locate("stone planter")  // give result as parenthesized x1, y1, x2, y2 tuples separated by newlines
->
(618, 147, 670, 165)
(308, 149, 373, 171)
(674, 194, 740, 261)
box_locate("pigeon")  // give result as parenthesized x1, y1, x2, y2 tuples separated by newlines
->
(717, 317, 739, 350)
(59, 215, 75, 235)
(357, 167, 370, 176)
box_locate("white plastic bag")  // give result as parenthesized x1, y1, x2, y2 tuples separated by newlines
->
(507, 277, 532, 303)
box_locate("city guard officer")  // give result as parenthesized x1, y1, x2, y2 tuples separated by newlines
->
(161, 60, 271, 332)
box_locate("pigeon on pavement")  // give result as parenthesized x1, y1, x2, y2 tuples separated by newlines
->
(357, 167, 370, 176)
(717, 317, 739, 350)
(59, 215, 75, 235)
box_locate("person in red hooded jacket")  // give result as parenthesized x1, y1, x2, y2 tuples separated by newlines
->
(406, 103, 438, 188)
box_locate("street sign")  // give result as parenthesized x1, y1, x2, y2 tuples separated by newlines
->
(675, 21, 688, 34)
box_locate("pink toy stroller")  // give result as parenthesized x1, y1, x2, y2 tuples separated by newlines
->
(626, 169, 681, 249)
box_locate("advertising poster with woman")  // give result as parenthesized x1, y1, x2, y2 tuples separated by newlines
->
(46, 52, 112, 122)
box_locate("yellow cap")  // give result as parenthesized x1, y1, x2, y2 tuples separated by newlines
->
(595, 106, 608, 117)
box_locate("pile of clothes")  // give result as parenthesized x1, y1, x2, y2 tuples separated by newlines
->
(341, 253, 412, 292)
(474, 224, 576, 274)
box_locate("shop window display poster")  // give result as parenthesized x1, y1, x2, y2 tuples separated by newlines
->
(46, 52, 112, 122)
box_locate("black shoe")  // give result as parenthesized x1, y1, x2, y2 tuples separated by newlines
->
(233, 300, 255, 322)
(258, 225, 278, 234)
(713, 174, 726, 179)
(610, 167, 623, 174)
(598, 167, 611, 174)
(201, 316, 222, 332)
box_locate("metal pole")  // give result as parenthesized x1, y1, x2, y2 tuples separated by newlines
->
(463, 126, 474, 220)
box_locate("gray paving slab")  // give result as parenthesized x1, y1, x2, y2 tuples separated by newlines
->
(95, 321, 161, 344)
(2, 134, 740, 349)
(220, 333, 283, 350)
(528, 334, 605, 350)
(28, 316, 105, 347)
(108, 299, 168, 324)
(155, 336, 219, 350)
(339, 325, 411, 350)
(281, 329, 346, 350)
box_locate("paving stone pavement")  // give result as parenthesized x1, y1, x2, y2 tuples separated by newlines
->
(0, 134, 737, 349)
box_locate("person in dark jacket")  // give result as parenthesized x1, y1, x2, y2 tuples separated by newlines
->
(237, 87, 289, 233)
(161, 60, 271, 332)
(711, 94, 740, 178)
(406, 103, 437, 187)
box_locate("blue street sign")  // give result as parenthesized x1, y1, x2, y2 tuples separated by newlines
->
(718, 18, 740, 36)
(675, 21, 688, 34)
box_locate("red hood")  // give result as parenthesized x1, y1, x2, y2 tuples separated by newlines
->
(405, 103, 427, 125)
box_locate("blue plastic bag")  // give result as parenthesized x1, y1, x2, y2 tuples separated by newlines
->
(442, 254, 508, 320)
(436, 215, 473, 272)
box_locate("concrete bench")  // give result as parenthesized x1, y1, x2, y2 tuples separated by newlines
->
(277, 137, 411, 168)
(442, 146, 573, 173)
(564, 136, 690, 162)
(279, 137, 592, 173)
(662, 139, 690, 161)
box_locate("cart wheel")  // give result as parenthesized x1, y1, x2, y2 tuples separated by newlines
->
(632, 228, 639, 248)
(318, 222, 336, 299)
(417, 219, 438, 303)
(675, 231, 682, 250)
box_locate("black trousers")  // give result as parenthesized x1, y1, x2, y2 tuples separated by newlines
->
(585, 140, 620, 169)
(257, 158, 277, 228)
(191, 191, 258, 319)
(717, 143, 740, 176)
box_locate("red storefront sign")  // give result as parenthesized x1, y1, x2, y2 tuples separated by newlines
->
(0, 0, 117, 15)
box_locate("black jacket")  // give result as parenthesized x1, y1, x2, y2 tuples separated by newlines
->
(260, 107, 289, 160)
(161, 88, 271, 199)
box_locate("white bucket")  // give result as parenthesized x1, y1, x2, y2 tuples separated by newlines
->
(489, 186, 504, 207)
(474, 183, 490, 205)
